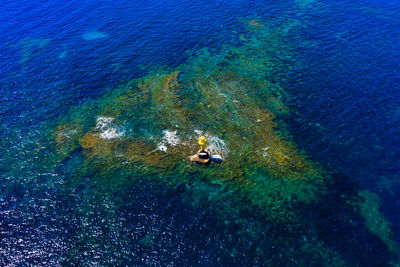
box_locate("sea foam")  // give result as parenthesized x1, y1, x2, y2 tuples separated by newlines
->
(95, 116, 124, 139)
(157, 130, 181, 152)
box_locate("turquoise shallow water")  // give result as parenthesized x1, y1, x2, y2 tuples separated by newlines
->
(1, 0, 400, 265)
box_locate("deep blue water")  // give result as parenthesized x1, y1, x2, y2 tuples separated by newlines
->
(1, 0, 400, 265)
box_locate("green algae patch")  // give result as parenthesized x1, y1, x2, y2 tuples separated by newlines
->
(54, 122, 84, 157)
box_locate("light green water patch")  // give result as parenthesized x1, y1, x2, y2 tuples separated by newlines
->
(295, 0, 319, 9)
(349, 190, 400, 256)
(376, 175, 400, 196)
(83, 31, 110, 41)
(58, 50, 68, 59)
(16, 37, 51, 65)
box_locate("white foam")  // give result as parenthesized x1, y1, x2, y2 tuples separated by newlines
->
(157, 144, 168, 152)
(156, 130, 182, 152)
(207, 135, 228, 159)
(96, 116, 114, 130)
(100, 128, 124, 139)
(95, 116, 125, 139)
(162, 130, 181, 146)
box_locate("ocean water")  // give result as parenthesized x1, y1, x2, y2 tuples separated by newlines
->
(1, 0, 400, 266)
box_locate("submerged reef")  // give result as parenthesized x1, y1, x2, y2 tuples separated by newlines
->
(349, 190, 400, 255)
(82, 30, 110, 41)
(53, 17, 398, 265)
(16, 37, 51, 65)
